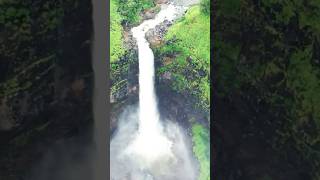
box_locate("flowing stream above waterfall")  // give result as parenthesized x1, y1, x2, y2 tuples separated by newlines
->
(110, 3, 198, 180)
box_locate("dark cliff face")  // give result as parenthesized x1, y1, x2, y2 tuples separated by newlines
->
(0, 0, 93, 179)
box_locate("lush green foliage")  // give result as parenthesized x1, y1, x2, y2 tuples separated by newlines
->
(117, 0, 154, 24)
(192, 124, 210, 180)
(110, 0, 125, 63)
(200, 0, 210, 15)
(1, 0, 92, 96)
(110, 0, 155, 64)
(0, 1, 62, 75)
(158, 5, 210, 111)
(215, 0, 320, 178)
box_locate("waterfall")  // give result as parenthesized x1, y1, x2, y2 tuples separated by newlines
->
(110, 4, 198, 180)
(124, 3, 186, 167)
(132, 4, 186, 137)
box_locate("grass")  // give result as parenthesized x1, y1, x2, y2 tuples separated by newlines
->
(192, 123, 210, 180)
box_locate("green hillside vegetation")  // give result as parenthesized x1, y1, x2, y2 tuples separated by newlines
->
(110, 0, 125, 63)
(110, 0, 154, 68)
(215, 0, 320, 178)
(117, 0, 154, 24)
(156, 4, 211, 180)
(157, 5, 210, 112)
(192, 124, 210, 180)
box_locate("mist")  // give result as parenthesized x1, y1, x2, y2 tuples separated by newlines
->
(110, 105, 199, 180)
(110, 3, 199, 180)
(26, 137, 95, 180)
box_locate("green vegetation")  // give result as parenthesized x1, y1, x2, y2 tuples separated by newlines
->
(110, 0, 129, 89)
(0, 55, 55, 97)
(110, 0, 154, 74)
(110, 0, 155, 101)
(157, 5, 210, 112)
(110, 0, 125, 63)
(200, 0, 210, 15)
(192, 124, 210, 180)
(117, 0, 154, 24)
(110, 0, 155, 62)
(110, 2, 211, 179)
(1, 1, 63, 96)
(155, 5, 211, 179)
(215, 0, 320, 178)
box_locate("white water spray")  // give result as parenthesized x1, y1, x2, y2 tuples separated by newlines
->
(124, 4, 186, 168)
(110, 4, 198, 180)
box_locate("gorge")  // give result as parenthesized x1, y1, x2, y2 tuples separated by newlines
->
(110, 3, 199, 180)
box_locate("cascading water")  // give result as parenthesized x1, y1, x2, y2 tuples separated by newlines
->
(123, 3, 185, 168)
(110, 3, 198, 180)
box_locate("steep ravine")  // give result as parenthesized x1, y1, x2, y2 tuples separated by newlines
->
(110, 1, 210, 180)
(110, 4, 204, 180)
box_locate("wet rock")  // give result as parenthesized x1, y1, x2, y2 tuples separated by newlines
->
(123, 30, 137, 50)
(155, 0, 169, 4)
(156, 0, 169, 4)
(148, 20, 172, 39)
(128, 85, 138, 94)
(110, 80, 129, 103)
(163, 57, 174, 65)
(141, 8, 157, 20)
(145, 11, 156, 19)
(110, 48, 139, 104)
(145, 20, 173, 48)
(162, 72, 172, 80)
(149, 35, 163, 47)
(157, 85, 208, 130)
